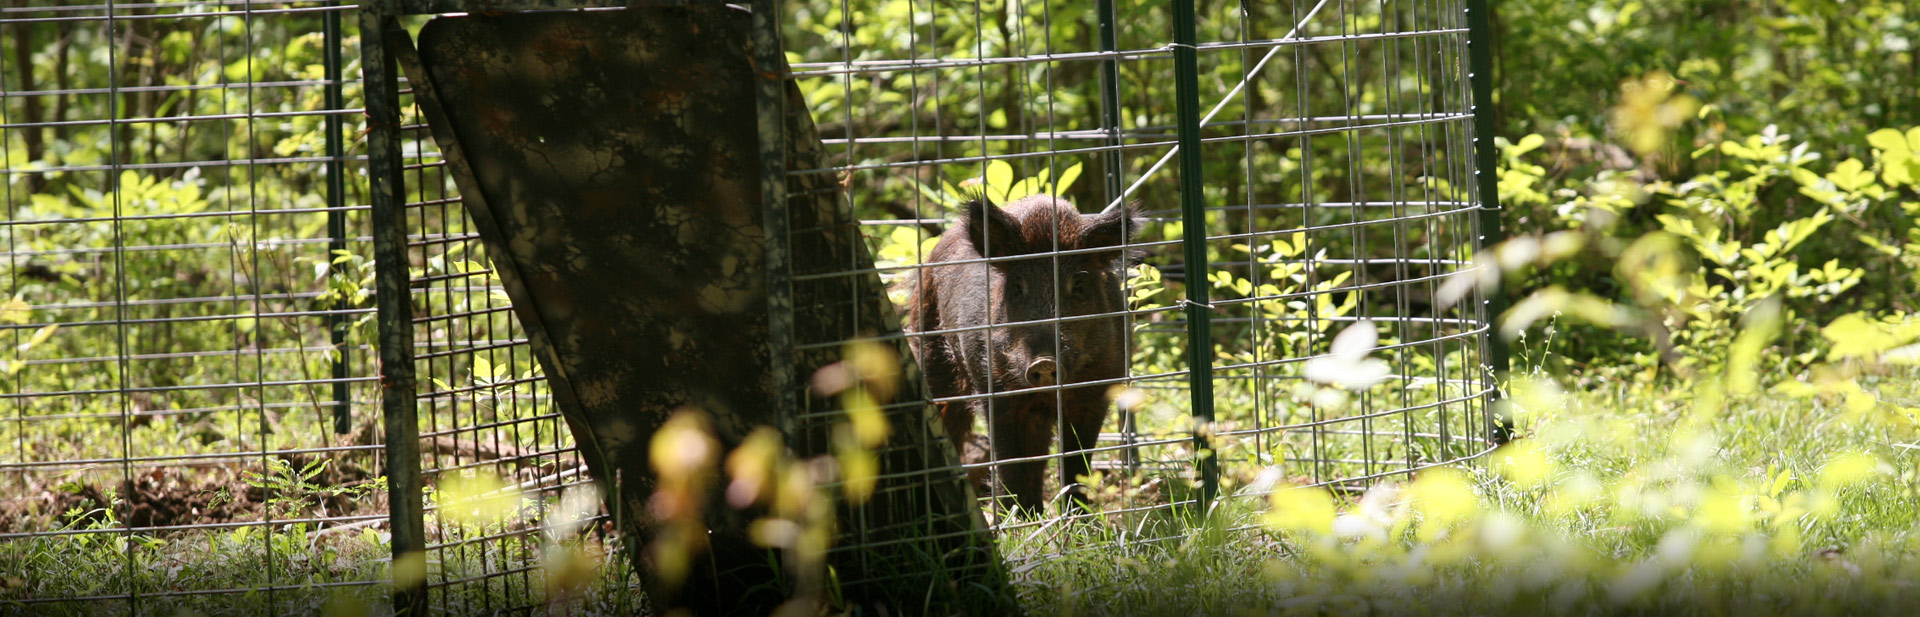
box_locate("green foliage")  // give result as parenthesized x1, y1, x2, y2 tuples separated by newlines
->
(1495, 0, 1920, 163)
(243, 457, 387, 518)
(1003, 337, 1920, 616)
(4, 0, 1919, 613)
(1492, 124, 1920, 380)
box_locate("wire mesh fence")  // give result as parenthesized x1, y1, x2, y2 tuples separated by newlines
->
(385, 21, 633, 611)
(777, 0, 1503, 552)
(0, 0, 394, 613)
(1, 0, 1505, 612)
(0, 2, 618, 614)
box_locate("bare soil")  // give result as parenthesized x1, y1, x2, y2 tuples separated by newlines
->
(0, 453, 380, 533)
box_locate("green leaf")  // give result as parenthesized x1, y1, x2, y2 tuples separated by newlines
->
(1827, 159, 1874, 192)
(0, 299, 30, 325)
(910, 179, 958, 208)
(1053, 162, 1084, 194)
(1720, 141, 1761, 160)
(1858, 234, 1902, 257)
(1823, 313, 1897, 360)
(985, 160, 1014, 204)
(1867, 128, 1910, 155)
(472, 356, 495, 383)
(942, 179, 966, 202)
(1885, 154, 1917, 187)
(1510, 134, 1546, 157)
(1006, 177, 1038, 201)
(26, 324, 58, 348)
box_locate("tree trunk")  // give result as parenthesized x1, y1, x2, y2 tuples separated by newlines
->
(10, 2, 44, 194)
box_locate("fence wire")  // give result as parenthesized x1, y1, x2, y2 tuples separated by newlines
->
(0, 1, 393, 613)
(775, 0, 1501, 560)
(1, 0, 1503, 612)
(390, 39, 630, 613)
(0, 2, 617, 614)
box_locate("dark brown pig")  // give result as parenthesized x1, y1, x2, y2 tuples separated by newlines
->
(904, 194, 1142, 513)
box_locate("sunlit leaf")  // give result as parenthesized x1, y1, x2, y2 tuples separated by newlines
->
(1826, 158, 1874, 192)
(391, 550, 428, 589)
(985, 159, 1014, 205)
(435, 472, 522, 527)
(1728, 299, 1782, 396)
(842, 388, 890, 448)
(843, 340, 902, 403)
(726, 427, 786, 509)
(1493, 440, 1554, 489)
(0, 299, 32, 325)
(1693, 481, 1753, 535)
(1052, 162, 1083, 194)
(1867, 128, 1911, 154)
(1408, 467, 1478, 542)
(1817, 452, 1880, 488)
(1263, 483, 1335, 535)
(541, 543, 599, 597)
(650, 409, 719, 482)
(1510, 133, 1546, 157)
(836, 433, 880, 504)
(1610, 71, 1701, 157)
(1821, 313, 1898, 360)
(24, 323, 58, 349)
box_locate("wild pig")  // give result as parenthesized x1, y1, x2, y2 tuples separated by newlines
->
(904, 194, 1142, 513)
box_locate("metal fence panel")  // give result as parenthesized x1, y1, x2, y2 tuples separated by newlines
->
(1, 0, 1505, 613)
(0, 1, 387, 613)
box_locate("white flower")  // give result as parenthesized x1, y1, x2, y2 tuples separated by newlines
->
(1303, 320, 1391, 390)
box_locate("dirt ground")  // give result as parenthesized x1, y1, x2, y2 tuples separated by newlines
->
(0, 453, 380, 533)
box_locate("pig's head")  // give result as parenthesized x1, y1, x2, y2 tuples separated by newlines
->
(960, 194, 1144, 391)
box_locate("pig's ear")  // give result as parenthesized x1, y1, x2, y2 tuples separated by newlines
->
(964, 198, 1023, 257)
(1081, 200, 1145, 249)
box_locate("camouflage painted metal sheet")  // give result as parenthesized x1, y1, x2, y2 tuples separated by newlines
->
(395, 5, 1006, 613)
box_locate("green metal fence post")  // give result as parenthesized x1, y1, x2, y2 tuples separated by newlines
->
(1097, 0, 1124, 202)
(1096, 0, 1143, 476)
(1171, 0, 1218, 509)
(1464, 0, 1513, 442)
(362, 5, 428, 613)
(325, 3, 351, 435)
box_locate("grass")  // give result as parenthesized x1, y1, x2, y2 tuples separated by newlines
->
(6, 359, 1919, 616)
(997, 367, 1920, 616)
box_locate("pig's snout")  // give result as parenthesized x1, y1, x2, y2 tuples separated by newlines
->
(1025, 357, 1057, 387)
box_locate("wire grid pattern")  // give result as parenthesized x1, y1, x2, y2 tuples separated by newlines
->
(390, 40, 618, 612)
(0, 2, 609, 614)
(0, 0, 391, 613)
(777, 0, 1499, 553)
(0, 0, 1501, 611)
